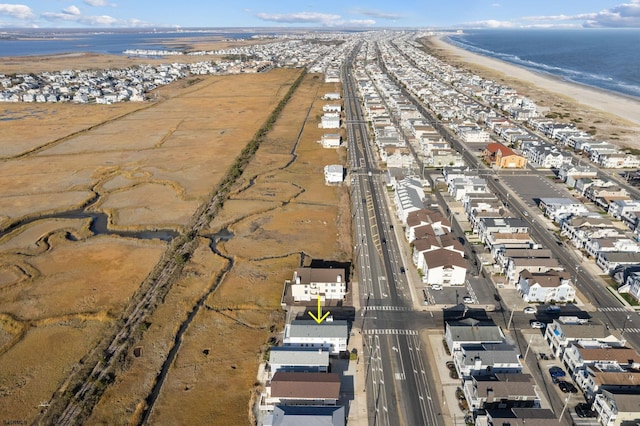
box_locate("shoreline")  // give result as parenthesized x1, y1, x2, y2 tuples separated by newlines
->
(431, 35, 640, 127)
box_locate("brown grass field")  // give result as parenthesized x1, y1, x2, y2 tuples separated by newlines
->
(0, 54, 350, 425)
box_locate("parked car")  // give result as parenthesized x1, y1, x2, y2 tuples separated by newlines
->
(400, 266, 405, 274)
(549, 366, 566, 379)
(558, 381, 577, 393)
(530, 321, 546, 329)
(546, 305, 561, 313)
(431, 284, 443, 290)
(523, 306, 537, 314)
(462, 296, 473, 304)
(575, 403, 597, 418)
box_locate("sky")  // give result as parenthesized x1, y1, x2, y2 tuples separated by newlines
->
(1, 0, 640, 29)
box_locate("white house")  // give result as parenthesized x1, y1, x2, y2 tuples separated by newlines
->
(421, 248, 467, 285)
(453, 343, 522, 379)
(544, 320, 625, 358)
(283, 320, 348, 355)
(516, 270, 575, 303)
(324, 165, 343, 185)
(289, 267, 346, 302)
(593, 390, 640, 426)
(320, 113, 340, 129)
(268, 347, 330, 379)
(320, 133, 342, 148)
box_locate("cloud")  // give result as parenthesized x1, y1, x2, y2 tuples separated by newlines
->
(0, 3, 34, 20)
(63, 5, 81, 16)
(255, 11, 377, 26)
(583, 0, 640, 27)
(522, 0, 640, 28)
(83, 0, 111, 6)
(461, 19, 516, 28)
(41, 7, 151, 27)
(491, 3, 501, 7)
(350, 8, 403, 20)
(255, 11, 341, 25)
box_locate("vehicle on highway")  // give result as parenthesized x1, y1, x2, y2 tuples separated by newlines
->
(462, 296, 473, 304)
(523, 306, 537, 314)
(575, 403, 596, 418)
(558, 381, 578, 393)
(530, 321, 546, 329)
(431, 284, 443, 290)
(400, 266, 405, 274)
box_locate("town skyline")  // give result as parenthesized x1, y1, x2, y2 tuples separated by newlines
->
(1, 0, 640, 29)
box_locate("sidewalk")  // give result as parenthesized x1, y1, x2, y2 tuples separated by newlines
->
(346, 277, 369, 426)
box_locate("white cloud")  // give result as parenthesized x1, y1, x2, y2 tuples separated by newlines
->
(255, 11, 377, 26)
(83, 0, 111, 6)
(350, 8, 402, 20)
(41, 8, 150, 27)
(462, 19, 516, 28)
(0, 3, 34, 20)
(255, 11, 341, 25)
(63, 5, 81, 16)
(521, 1, 640, 28)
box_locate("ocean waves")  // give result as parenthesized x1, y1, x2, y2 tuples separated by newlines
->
(447, 29, 640, 99)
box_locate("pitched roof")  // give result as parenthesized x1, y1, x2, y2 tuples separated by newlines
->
(486, 142, 517, 157)
(406, 208, 449, 228)
(270, 372, 341, 399)
(423, 248, 466, 269)
(520, 269, 571, 287)
(295, 267, 345, 284)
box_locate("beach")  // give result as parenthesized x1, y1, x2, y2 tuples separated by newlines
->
(427, 35, 640, 147)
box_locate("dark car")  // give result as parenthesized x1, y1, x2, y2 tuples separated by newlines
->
(575, 403, 597, 418)
(557, 381, 577, 393)
(400, 266, 405, 274)
(549, 366, 566, 379)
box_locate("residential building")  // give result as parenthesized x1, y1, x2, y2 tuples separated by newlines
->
(283, 320, 348, 355)
(483, 142, 527, 169)
(516, 270, 575, 303)
(593, 390, 640, 426)
(320, 134, 342, 148)
(289, 267, 346, 302)
(268, 348, 330, 379)
(421, 248, 467, 285)
(464, 373, 539, 411)
(544, 320, 625, 358)
(262, 405, 345, 426)
(453, 343, 522, 379)
(262, 372, 341, 410)
(324, 165, 343, 185)
(445, 319, 505, 352)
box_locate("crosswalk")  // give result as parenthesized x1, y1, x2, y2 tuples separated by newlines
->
(364, 306, 411, 312)
(364, 329, 418, 336)
(598, 307, 636, 312)
(622, 328, 640, 333)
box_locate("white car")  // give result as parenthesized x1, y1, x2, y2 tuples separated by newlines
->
(462, 296, 473, 304)
(531, 321, 546, 329)
(431, 284, 443, 291)
(523, 307, 537, 314)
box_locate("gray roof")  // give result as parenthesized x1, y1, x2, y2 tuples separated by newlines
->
(460, 343, 520, 366)
(447, 322, 504, 344)
(554, 322, 610, 339)
(289, 320, 349, 339)
(269, 347, 329, 366)
(266, 405, 345, 426)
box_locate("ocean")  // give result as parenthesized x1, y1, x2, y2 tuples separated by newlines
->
(447, 29, 640, 99)
(0, 28, 263, 57)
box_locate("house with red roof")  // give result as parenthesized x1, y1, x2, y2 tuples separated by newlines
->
(483, 142, 527, 169)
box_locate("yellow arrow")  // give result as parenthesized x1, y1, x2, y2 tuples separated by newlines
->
(308, 297, 330, 324)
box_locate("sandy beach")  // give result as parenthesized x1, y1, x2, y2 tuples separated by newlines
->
(429, 35, 640, 129)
